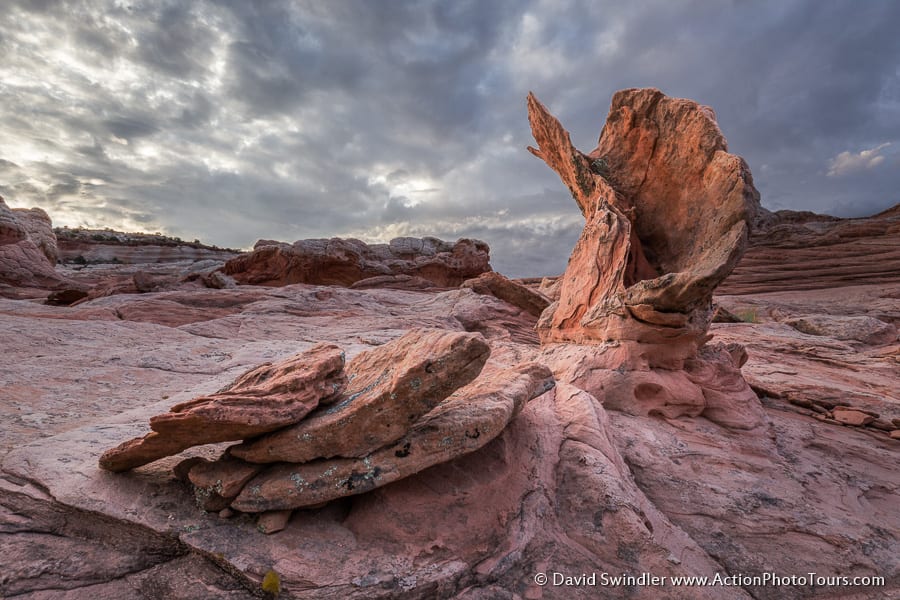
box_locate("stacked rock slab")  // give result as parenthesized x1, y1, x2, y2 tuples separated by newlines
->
(98, 343, 348, 472)
(99, 328, 554, 530)
(231, 362, 555, 512)
(527, 89, 765, 428)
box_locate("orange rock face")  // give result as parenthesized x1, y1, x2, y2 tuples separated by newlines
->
(528, 89, 756, 347)
(527, 89, 763, 427)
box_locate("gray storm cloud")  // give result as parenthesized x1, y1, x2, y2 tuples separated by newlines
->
(1, 0, 898, 277)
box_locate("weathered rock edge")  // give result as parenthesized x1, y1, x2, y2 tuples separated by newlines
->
(99, 343, 347, 472)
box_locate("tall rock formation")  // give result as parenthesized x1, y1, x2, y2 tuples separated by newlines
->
(527, 89, 764, 428)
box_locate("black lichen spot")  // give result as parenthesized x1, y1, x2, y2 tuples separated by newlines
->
(424, 361, 435, 373)
(343, 467, 382, 492)
(395, 442, 411, 458)
(465, 428, 481, 439)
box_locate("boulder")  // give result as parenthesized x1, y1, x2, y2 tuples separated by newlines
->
(527, 89, 763, 427)
(230, 329, 491, 463)
(460, 271, 550, 317)
(98, 343, 347, 472)
(230, 362, 554, 512)
(222, 236, 491, 288)
(784, 314, 897, 345)
(832, 408, 875, 427)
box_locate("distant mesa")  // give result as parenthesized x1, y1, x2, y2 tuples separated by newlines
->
(527, 88, 765, 429)
(54, 227, 239, 265)
(222, 236, 492, 288)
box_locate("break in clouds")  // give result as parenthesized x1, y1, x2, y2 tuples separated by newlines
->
(1, 0, 898, 277)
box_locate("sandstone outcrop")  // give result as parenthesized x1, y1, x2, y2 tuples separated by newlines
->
(98, 328, 538, 522)
(12, 206, 58, 264)
(527, 89, 763, 428)
(99, 343, 347, 472)
(222, 236, 491, 288)
(231, 329, 491, 464)
(230, 362, 554, 511)
(720, 204, 900, 294)
(0, 196, 83, 296)
(55, 227, 238, 264)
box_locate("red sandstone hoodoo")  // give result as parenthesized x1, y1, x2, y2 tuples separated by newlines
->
(527, 88, 765, 429)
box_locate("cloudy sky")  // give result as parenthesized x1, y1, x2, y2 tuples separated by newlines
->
(1, 0, 898, 277)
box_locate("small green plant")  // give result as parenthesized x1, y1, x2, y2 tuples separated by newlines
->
(735, 307, 760, 323)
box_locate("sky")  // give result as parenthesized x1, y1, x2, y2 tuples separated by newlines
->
(1, 0, 898, 277)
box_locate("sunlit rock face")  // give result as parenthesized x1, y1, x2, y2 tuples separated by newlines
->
(527, 89, 764, 429)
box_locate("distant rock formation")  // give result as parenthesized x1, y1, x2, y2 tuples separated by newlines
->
(720, 203, 900, 294)
(527, 89, 764, 428)
(55, 227, 238, 264)
(0, 196, 82, 296)
(222, 236, 491, 288)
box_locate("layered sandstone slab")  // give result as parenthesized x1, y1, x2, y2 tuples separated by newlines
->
(231, 329, 491, 463)
(99, 343, 347, 472)
(230, 362, 554, 511)
(222, 236, 491, 288)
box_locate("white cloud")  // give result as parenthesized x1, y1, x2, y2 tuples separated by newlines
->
(826, 142, 891, 177)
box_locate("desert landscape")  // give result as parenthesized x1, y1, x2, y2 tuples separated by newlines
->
(1, 86, 897, 600)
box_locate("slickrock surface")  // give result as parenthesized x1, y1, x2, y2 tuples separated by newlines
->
(1, 277, 898, 598)
(232, 329, 491, 464)
(98, 343, 347, 472)
(527, 89, 763, 428)
(223, 236, 491, 287)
